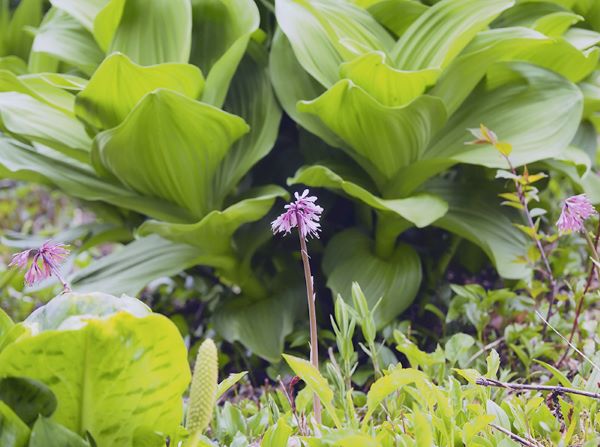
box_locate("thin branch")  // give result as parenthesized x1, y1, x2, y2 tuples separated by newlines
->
(476, 377, 600, 400)
(466, 337, 505, 366)
(489, 423, 542, 447)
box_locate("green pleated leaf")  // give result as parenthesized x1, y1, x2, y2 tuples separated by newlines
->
(269, 30, 343, 148)
(425, 62, 582, 169)
(0, 377, 57, 425)
(392, 0, 513, 71)
(563, 27, 600, 50)
(424, 178, 530, 279)
(431, 26, 549, 115)
(323, 229, 422, 327)
(30, 8, 104, 75)
(0, 401, 30, 447)
(0, 56, 29, 75)
(0, 92, 91, 161)
(298, 80, 447, 179)
(71, 235, 204, 295)
(214, 48, 282, 202)
(0, 136, 194, 223)
(76, 52, 204, 129)
(275, 0, 394, 88)
(339, 51, 439, 106)
(49, 0, 109, 32)
(0, 293, 190, 447)
(138, 186, 286, 257)
(29, 417, 91, 447)
(106, 0, 191, 65)
(492, 1, 579, 36)
(190, 0, 259, 107)
(366, 0, 428, 38)
(93, 89, 249, 218)
(290, 164, 448, 227)
(4, 0, 43, 60)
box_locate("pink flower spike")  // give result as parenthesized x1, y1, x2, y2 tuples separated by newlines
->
(557, 194, 597, 233)
(271, 189, 323, 240)
(9, 241, 70, 288)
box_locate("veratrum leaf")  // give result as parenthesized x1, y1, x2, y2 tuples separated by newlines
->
(0, 293, 190, 447)
(391, 0, 514, 71)
(76, 52, 204, 129)
(29, 417, 91, 447)
(49, 0, 109, 33)
(93, 89, 249, 219)
(0, 401, 30, 447)
(275, 0, 394, 88)
(298, 80, 447, 179)
(190, 0, 260, 107)
(323, 229, 422, 327)
(289, 164, 448, 227)
(0, 377, 57, 425)
(107, 0, 192, 65)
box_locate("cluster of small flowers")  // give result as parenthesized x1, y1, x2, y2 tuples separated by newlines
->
(557, 194, 597, 234)
(271, 189, 323, 240)
(9, 241, 69, 286)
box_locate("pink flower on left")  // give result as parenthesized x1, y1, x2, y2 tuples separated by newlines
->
(9, 241, 70, 286)
(271, 189, 323, 240)
(556, 194, 597, 233)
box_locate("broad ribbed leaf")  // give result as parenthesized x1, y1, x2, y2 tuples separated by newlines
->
(71, 236, 204, 295)
(76, 53, 204, 129)
(0, 293, 190, 447)
(366, 0, 428, 37)
(29, 417, 90, 447)
(392, 0, 513, 70)
(107, 0, 191, 65)
(0, 377, 57, 425)
(30, 8, 104, 75)
(50, 0, 108, 32)
(5, 0, 43, 60)
(298, 80, 447, 179)
(0, 401, 29, 447)
(0, 92, 91, 160)
(93, 89, 249, 218)
(339, 51, 439, 106)
(215, 49, 282, 202)
(138, 186, 286, 256)
(492, 2, 579, 37)
(290, 165, 448, 227)
(431, 27, 549, 114)
(275, 0, 394, 88)
(190, 0, 259, 107)
(0, 137, 194, 222)
(564, 27, 600, 50)
(425, 178, 529, 279)
(425, 63, 582, 168)
(269, 30, 342, 148)
(323, 229, 422, 326)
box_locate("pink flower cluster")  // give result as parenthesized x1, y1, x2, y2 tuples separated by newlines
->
(271, 189, 323, 240)
(9, 241, 69, 286)
(556, 194, 597, 233)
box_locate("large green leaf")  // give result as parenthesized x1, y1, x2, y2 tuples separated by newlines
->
(0, 137, 194, 222)
(323, 229, 422, 327)
(0, 293, 190, 447)
(298, 80, 447, 179)
(290, 164, 448, 227)
(269, 30, 343, 149)
(0, 92, 91, 161)
(215, 48, 282, 202)
(425, 62, 583, 169)
(76, 52, 204, 129)
(190, 0, 259, 107)
(424, 178, 530, 280)
(49, 0, 109, 33)
(30, 8, 104, 75)
(275, 0, 394, 88)
(71, 236, 204, 296)
(391, 0, 513, 71)
(0, 377, 57, 425)
(366, 0, 428, 38)
(92, 89, 249, 218)
(339, 51, 439, 107)
(29, 417, 90, 447)
(107, 0, 192, 65)
(0, 401, 30, 447)
(4, 0, 43, 60)
(138, 186, 285, 258)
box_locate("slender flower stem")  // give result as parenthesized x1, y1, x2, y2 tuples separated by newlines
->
(488, 424, 542, 447)
(53, 268, 71, 293)
(557, 220, 600, 366)
(298, 231, 322, 424)
(476, 377, 600, 400)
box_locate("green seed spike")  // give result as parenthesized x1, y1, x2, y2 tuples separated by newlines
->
(186, 338, 218, 436)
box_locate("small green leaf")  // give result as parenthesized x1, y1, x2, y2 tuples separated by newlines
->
(29, 416, 90, 447)
(0, 377, 57, 425)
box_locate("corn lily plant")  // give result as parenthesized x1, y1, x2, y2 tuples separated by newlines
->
(270, 0, 600, 326)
